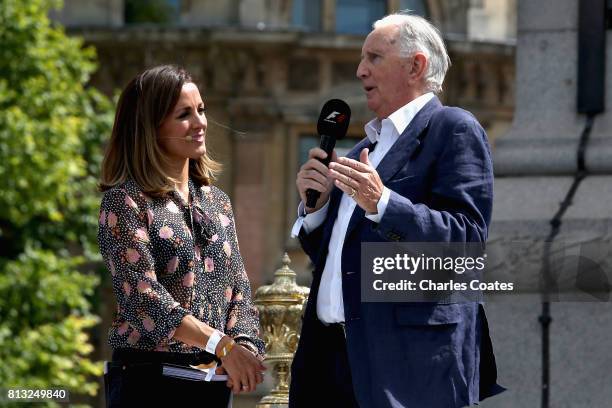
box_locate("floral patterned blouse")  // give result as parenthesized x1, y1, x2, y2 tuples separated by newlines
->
(97, 178, 265, 357)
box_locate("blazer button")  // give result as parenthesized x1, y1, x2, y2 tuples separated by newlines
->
(387, 232, 401, 241)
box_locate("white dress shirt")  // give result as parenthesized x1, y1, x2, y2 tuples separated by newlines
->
(291, 92, 435, 323)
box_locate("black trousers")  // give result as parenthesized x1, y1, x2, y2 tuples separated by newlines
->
(105, 350, 231, 407)
(289, 320, 360, 408)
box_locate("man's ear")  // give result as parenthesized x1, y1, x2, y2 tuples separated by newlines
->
(409, 52, 428, 82)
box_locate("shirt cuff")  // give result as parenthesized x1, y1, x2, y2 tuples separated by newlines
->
(365, 186, 391, 224)
(290, 200, 329, 238)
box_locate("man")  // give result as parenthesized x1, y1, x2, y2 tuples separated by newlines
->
(289, 13, 505, 408)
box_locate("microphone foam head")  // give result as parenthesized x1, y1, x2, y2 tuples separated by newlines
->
(317, 99, 351, 139)
(185, 135, 192, 142)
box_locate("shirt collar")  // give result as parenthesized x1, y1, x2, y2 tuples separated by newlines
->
(364, 92, 435, 144)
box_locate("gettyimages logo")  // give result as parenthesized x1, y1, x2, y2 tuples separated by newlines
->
(324, 111, 347, 124)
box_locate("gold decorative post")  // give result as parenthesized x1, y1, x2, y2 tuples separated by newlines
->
(254, 253, 309, 407)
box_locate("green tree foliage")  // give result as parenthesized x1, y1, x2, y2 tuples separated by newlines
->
(0, 0, 113, 404)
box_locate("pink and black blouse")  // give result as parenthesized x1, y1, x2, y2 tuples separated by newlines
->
(97, 178, 264, 356)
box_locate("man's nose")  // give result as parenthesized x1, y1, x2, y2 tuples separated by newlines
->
(356, 61, 368, 79)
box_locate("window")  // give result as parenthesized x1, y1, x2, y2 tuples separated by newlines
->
(399, 0, 428, 16)
(292, 0, 322, 31)
(336, 0, 386, 34)
(124, 0, 180, 25)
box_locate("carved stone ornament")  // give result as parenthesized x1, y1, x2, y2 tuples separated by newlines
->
(254, 253, 310, 407)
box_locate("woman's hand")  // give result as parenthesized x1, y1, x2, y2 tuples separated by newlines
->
(217, 337, 266, 393)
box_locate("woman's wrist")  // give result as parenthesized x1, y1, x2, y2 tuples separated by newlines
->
(203, 328, 238, 360)
(215, 336, 235, 359)
(204, 329, 224, 355)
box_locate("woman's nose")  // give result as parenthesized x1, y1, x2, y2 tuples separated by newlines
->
(193, 113, 207, 129)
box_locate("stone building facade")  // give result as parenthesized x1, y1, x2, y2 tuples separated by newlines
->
(53, 0, 515, 288)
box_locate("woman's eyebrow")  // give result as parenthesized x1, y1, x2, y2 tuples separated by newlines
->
(174, 105, 192, 113)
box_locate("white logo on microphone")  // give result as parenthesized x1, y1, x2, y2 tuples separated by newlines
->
(325, 111, 340, 121)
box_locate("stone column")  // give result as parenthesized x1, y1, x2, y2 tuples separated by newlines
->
(108, 0, 123, 26)
(482, 1, 612, 407)
(229, 99, 287, 290)
(233, 130, 267, 288)
(321, 0, 335, 33)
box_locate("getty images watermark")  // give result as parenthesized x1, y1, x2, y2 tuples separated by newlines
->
(361, 241, 612, 302)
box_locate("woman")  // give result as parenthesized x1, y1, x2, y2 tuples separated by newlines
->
(98, 65, 266, 406)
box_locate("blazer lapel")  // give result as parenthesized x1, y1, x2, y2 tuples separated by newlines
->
(346, 137, 372, 161)
(344, 96, 442, 239)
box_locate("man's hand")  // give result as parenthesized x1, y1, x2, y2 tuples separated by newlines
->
(296, 147, 338, 213)
(329, 148, 383, 214)
(217, 338, 266, 394)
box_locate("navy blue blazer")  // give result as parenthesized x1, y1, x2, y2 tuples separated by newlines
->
(290, 97, 504, 407)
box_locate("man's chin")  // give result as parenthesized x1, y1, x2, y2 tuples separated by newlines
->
(366, 100, 379, 114)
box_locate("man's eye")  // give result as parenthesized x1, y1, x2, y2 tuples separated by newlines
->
(198, 108, 206, 115)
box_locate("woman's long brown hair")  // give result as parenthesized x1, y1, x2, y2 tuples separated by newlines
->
(99, 65, 220, 196)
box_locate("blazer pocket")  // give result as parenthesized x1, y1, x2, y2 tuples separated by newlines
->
(394, 303, 463, 326)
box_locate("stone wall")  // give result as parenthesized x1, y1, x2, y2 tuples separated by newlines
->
(482, 0, 612, 406)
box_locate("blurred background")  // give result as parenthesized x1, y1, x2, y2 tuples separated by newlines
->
(2, 0, 610, 407)
(50, 0, 516, 292)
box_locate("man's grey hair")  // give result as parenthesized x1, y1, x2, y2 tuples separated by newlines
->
(373, 12, 451, 94)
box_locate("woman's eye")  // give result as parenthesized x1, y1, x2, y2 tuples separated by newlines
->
(198, 108, 206, 115)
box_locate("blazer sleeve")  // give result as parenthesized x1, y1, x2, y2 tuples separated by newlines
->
(374, 115, 494, 244)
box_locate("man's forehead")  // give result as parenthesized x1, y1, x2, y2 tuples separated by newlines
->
(362, 26, 399, 53)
